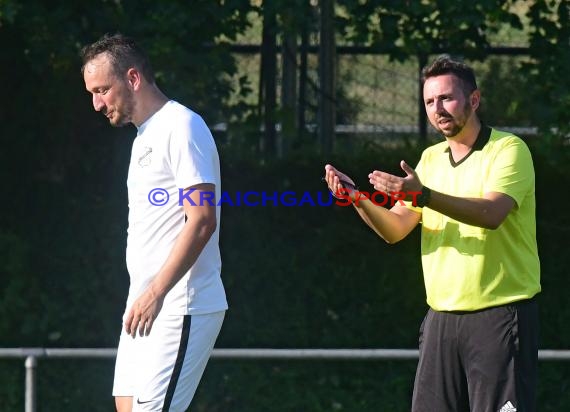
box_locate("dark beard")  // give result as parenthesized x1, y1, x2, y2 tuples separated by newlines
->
(109, 93, 135, 127)
(440, 101, 472, 137)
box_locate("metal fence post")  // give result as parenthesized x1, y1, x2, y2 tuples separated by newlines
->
(418, 53, 428, 148)
(25, 355, 37, 412)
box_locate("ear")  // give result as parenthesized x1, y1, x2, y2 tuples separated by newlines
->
(126, 68, 142, 91)
(470, 89, 481, 111)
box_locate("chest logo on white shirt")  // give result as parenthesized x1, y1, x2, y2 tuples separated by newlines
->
(138, 147, 153, 167)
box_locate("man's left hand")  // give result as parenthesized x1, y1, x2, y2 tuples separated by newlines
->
(124, 286, 164, 338)
(369, 160, 423, 194)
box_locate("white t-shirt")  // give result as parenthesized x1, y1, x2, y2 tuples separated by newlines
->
(125, 100, 227, 315)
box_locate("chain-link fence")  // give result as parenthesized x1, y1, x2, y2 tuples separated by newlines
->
(223, 34, 536, 151)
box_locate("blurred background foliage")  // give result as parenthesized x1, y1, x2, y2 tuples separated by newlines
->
(1, 0, 570, 411)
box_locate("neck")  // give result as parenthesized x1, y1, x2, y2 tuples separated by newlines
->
(447, 117, 481, 159)
(132, 85, 169, 127)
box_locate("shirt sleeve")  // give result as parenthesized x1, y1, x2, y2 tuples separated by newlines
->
(487, 136, 535, 207)
(168, 113, 218, 189)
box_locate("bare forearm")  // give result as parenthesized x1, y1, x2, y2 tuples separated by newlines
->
(324, 164, 419, 243)
(427, 189, 513, 230)
(149, 216, 216, 297)
(353, 199, 418, 244)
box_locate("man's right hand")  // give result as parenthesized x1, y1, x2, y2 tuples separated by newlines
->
(324, 164, 357, 199)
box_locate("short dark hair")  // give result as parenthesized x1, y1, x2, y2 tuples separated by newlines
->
(80, 33, 155, 83)
(421, 55, 478, 97)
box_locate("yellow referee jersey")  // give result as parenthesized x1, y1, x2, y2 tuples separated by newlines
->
(410, 127, 541, 311)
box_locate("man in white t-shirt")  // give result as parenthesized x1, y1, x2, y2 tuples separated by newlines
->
(81, 33, 227, 412)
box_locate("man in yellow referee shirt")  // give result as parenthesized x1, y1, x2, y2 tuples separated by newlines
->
(324, 55, 540, 412)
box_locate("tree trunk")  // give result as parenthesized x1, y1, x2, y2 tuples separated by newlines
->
(298, 22, 308, 138)
(260, 2, 277, 157)
(318, 0, 336, 156)
(281, 28, 298, 157)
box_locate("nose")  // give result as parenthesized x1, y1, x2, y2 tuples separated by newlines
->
(434, 99, 444, 113)
(92, 94, 105, 112)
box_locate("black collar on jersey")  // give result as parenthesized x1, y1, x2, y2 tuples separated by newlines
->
(444, 125, 491, 168)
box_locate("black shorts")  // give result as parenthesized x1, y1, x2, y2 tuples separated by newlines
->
(411, 297, 539, 412)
